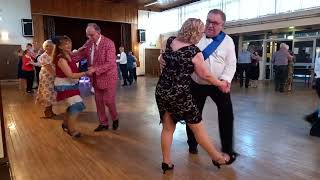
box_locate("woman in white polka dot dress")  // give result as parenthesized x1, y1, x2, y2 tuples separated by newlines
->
(36, 40, 56, 117)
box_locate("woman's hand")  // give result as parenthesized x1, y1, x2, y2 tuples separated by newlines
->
(158, 55, 166, 69)
(26, 60, 34, 65)
(217, 80, 230, 93)
(86, 67, 96, 76)
(77, 46, 87, 52)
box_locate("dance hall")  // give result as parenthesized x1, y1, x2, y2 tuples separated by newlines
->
(0, 0, 320, 179)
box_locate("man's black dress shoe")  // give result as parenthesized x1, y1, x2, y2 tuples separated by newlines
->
(94, 124, 109, 132)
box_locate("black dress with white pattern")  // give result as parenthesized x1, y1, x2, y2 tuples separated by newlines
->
(155, 36, 202, 124)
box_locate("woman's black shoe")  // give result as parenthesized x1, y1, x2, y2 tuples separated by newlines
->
(188, 147, 198, 154)
(212, 152, 238, 169)
(304, 112, 318, 124)
(68, 131, 82, 138)
(161, 162, 174, 174)
(212, 157, 229, 169)
(61, 124, 68, 132)
(226, 152, 238, 165)
(212, 160, 222, 169)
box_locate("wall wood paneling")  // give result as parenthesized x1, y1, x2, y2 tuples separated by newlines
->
(30, 0, 138, 24)
(145, 49, 160, 76)
(0, 45, 21, 80)
(53, 16, 131, 52)
(31, 14, 44, 50)
(31, 0, 139, 56)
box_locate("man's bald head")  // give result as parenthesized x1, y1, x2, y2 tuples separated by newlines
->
(86, 23, 101, 43)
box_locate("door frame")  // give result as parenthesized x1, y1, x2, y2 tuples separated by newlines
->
(263, 39, 293, 80)
(292, 38, 316, 66)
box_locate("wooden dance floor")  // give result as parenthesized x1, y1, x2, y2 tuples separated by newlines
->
(1, 77, 320, 180)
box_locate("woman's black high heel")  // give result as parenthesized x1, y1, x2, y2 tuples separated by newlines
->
(212, 160, 223, 169)
(212, 154, 229, 169)
(61, 124, 68, 132)
(161, 162, 174, 174)
(68, 131, 82, 138)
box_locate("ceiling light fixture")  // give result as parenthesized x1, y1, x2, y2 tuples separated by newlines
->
(158, 0, 166, 4)
(144, 1, 159, 7)
(287, 35, 294, 40)
(158, 0, 174, 4)
(144, 0, 174, 7)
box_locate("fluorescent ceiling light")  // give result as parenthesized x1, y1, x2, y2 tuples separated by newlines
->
(144, 0, 175, 7)
(158, 0, 174, 4)
(144, 1, 159, 7)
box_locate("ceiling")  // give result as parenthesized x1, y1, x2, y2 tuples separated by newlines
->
(98, 0, 200, 11)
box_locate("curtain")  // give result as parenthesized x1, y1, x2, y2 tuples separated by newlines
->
(43, 16, 55, 40)
(120, 23, 132, 52)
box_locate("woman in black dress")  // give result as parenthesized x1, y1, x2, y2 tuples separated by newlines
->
(249, 46, 261, 88)
(17, 48, 26, 90)
(155, 18, 231, 174)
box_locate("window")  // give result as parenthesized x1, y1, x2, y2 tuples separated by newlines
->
(276, 0, 301, 13)
(138, 0, 320, 40)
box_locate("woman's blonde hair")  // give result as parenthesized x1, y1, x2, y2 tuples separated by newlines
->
(42, 40, 54, 49)
(177, 18, 204, 44)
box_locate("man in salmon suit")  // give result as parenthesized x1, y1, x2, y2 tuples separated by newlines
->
(76, 23, 119, 132)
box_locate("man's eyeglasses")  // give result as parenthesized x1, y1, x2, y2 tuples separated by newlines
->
(87, 34, 95, 37)
(206, 19, 223, 26)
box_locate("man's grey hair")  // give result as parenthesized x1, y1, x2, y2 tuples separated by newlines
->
(280, 43, 289, 50)
(208, 9, 226, 22)
(87, 23, 101, 32)
(248, 45, 255, 51)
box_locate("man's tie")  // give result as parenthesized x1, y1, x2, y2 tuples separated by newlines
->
(93, 43, 98, 64)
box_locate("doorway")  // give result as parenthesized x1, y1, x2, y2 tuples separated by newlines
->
(0, 45, 21, 80)
(264, 40, 293, 80)
(292, 39, 315, 84)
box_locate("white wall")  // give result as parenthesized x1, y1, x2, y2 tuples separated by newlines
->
(138, 5, 320, 76)
(137, 10, 162, 76)
(0, 0, 32, 48)
(0, 0, 32, 158)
